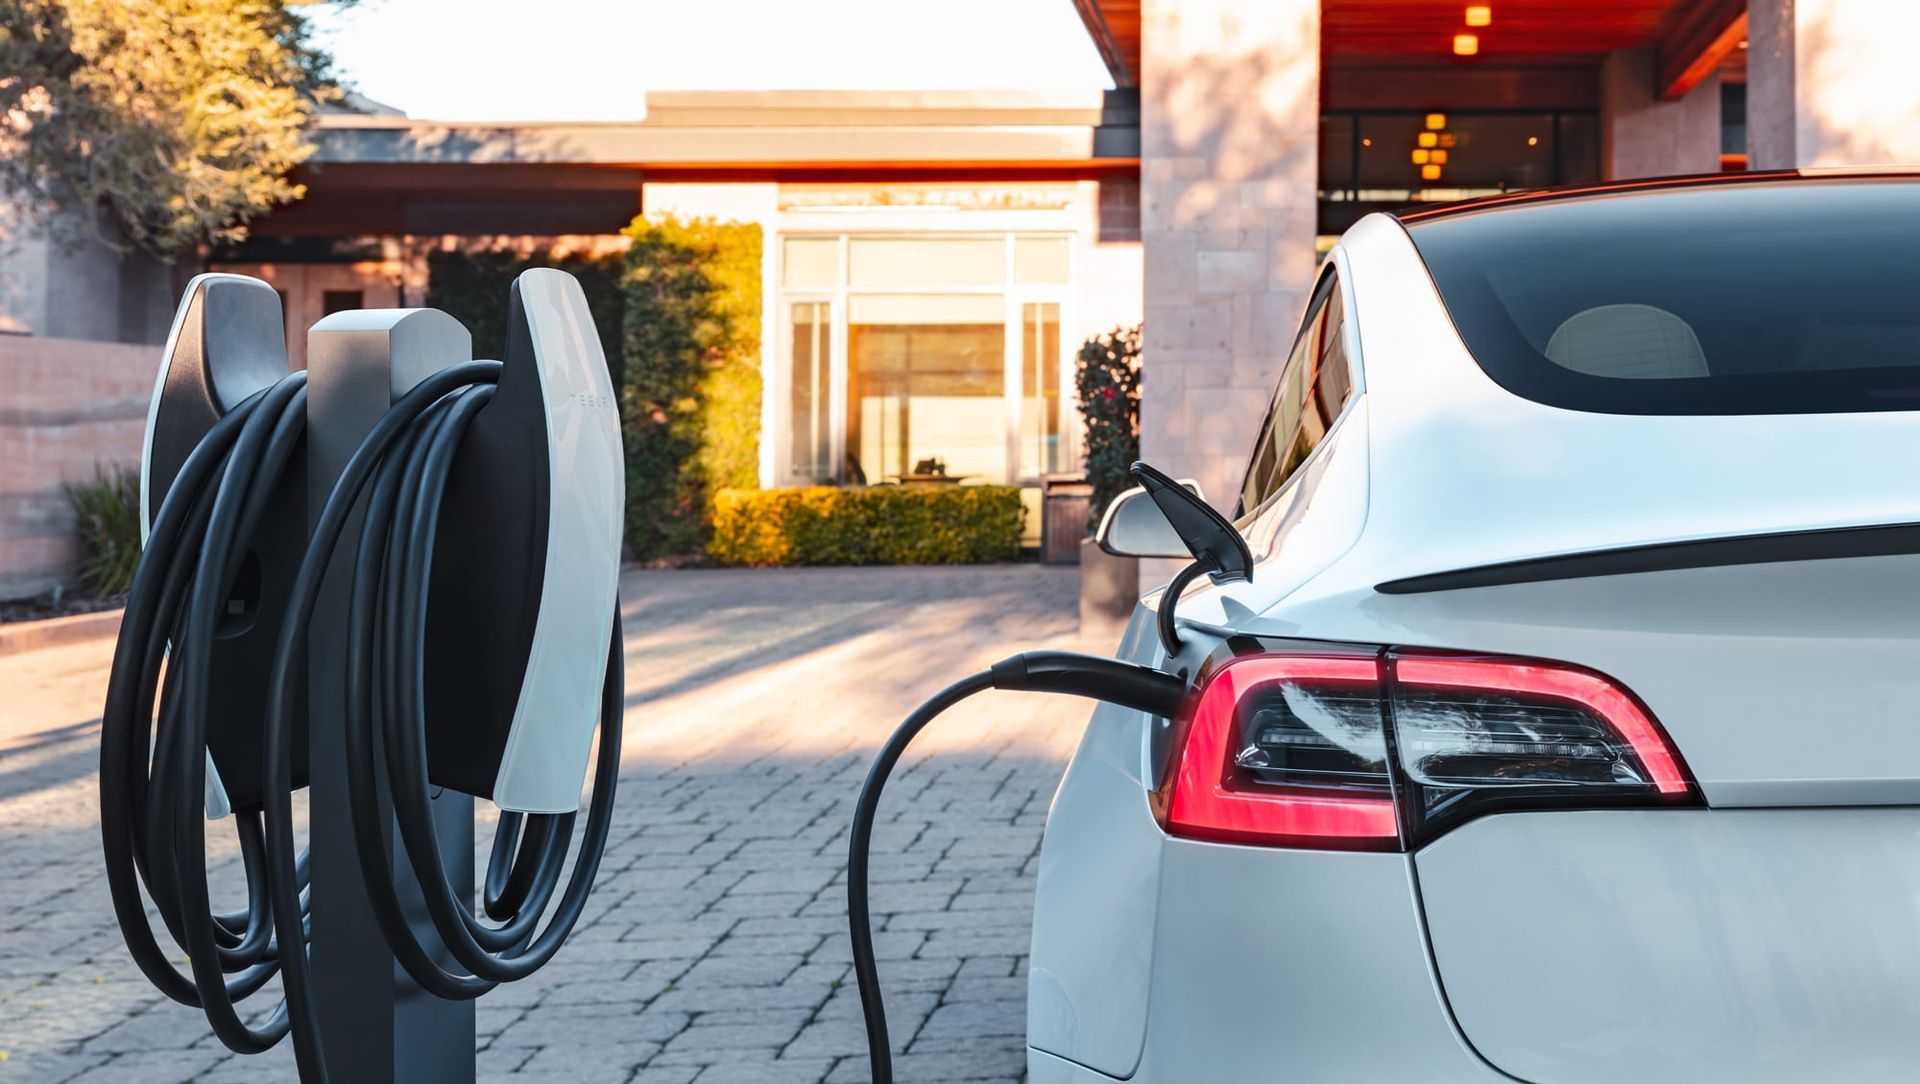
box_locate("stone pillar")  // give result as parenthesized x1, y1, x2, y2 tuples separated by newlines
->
(1138, 0, 1319, 514)
(1748, 0, 1920, 168)
(1600, 49, 1722, 179)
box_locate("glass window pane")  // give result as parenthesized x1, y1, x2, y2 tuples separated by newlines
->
(849, 238, 1005, 289)
(1408, 179, 1920, 415)
(783, 238, 840, 289)
(1237, 274, 1337, 517)
(1555, 113, 1601, 185)
(847, 294, 1006, 484)
(1014, 237, 1070, 284)
(1019, 302, 1062, 477)
(788, 301, 833, 481)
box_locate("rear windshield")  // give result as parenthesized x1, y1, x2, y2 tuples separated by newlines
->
(1406, 180, 1920, 414)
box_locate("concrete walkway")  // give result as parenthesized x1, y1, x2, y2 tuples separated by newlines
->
(0, 565, 1102, 1083)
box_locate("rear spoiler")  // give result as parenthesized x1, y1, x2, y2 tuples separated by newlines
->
(1376, 522, 1920, 594)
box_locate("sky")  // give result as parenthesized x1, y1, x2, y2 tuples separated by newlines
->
(308, 0, 1114, 121)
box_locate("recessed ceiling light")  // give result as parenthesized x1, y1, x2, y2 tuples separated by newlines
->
(1361, 138, 1373, 147)
(1418, 131, 1439, 148)
(1527, 135, 1539, 146)
(1422, 163, 1444, 181)
(1412, 149, 1431, 165)
(1454, 33, 1479, 56)
(1465, 6, 1492, 27)
(1426, 113, 1447, 130)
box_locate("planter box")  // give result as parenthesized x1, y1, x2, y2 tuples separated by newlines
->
(1078, 537, 1139, 637)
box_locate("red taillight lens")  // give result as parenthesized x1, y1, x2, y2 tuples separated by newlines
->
(1159, 650, 1697, 850)
(1162, 655, 1400, 850)
(1390, 655, 1690, 796)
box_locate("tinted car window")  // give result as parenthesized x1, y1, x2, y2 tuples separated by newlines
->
(1236, 273, 1355, 518)
(1406, 179, 1920, 414)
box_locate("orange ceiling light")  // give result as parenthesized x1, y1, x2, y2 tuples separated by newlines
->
(1426, 113, 1447, 130)
(1465, 6, 1492, 28)
(1412, 149, 1431, 165)
(1453, 33, 1479, 56)
(1418, 131, 1439, 148)
(1430, 149, 1449, 164)
(1421, 163, 1444, 181)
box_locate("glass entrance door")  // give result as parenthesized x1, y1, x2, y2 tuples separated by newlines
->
(847, 295, 1006, 484)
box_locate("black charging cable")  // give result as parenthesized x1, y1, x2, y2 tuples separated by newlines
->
(100, 370, 313, 1056)
(260, 360, 622, 1080)
(847, 651, 1187, 1084)
(104, 361, 621, 1084)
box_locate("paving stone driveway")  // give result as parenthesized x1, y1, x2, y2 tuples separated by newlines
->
(0, 565, 1104, 1083)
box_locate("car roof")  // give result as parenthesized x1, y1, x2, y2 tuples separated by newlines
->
(1392, 168, 1920, 226)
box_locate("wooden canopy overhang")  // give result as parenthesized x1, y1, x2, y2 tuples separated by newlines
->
(1074, 0, 1746, 108)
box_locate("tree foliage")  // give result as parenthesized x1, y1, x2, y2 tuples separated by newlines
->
(621, 216, 762, 559)
(1075, 324, 1142, 529)
(0, 0, 329, 255)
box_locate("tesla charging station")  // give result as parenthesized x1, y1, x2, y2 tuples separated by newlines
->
(100, 270, 624, 1082)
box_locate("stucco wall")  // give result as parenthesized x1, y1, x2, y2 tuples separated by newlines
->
(0, 336, 155, 599)
(1137, 0, 1320, 514)
(0, 206, 179, 345)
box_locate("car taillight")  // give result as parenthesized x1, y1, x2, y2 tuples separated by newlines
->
(1158, 650, 1697, 850)
(1163, 655, 1399, 849)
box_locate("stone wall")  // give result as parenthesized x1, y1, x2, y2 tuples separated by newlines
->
(0, 336, 155, 599)
(1748, 0, 1920, 168)
(1137, 0, 1320, 514)
(1600, 49, 1723, 179)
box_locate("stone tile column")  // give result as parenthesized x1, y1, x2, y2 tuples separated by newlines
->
(1600, 49, 1722, 179)
(1138, 0, 1320, 514)
(1748, 0, 1920, 168)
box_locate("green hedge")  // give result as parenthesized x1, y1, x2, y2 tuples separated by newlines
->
(709, 486, 1025, 566)
(426, 248, 627, 387)
(621, 217, 763, 559)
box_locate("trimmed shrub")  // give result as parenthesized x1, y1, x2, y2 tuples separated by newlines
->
(1075, 324, 1142, 529)
(621, 217, 763, 559)
(65, 465, 141, 598)
(709, 486, 1025, 567)
(425, 248, 627, 387)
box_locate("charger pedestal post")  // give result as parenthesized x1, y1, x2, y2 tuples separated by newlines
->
(306, 309, 478, 1083)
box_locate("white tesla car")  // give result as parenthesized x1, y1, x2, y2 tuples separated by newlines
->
(1028, 173, 1920, 1082)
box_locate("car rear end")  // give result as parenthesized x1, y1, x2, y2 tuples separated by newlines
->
(1029, 176, 1920, 1082)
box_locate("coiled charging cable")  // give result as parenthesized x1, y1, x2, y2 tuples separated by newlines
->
(104, 361, 621, 1084)
(848, 651, 1187, 1084)
(101, 369, 313, 1056)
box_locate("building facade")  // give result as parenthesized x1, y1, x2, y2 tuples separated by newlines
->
(1075, 0, 1920, 509)
(211, 92, 1145, 514)
(7, 0, 1920, 595)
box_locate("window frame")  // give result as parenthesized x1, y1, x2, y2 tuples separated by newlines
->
(773, 231, 1076, 487)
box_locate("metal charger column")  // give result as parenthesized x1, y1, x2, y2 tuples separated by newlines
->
(305, 309, 477, 1082)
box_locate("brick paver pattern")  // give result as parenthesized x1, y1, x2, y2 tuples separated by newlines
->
(0, 565, 1100, 1083)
